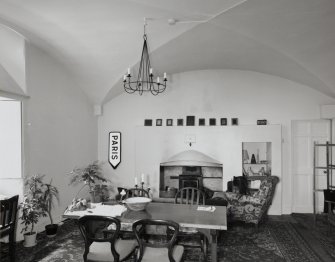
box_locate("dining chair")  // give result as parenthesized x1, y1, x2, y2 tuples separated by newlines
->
(0, 195, 19, 262)
(132, 219, 184, 262)
(174, 187, 205, 205)
(125, 188, 149, 199)
(174, 187, 207, 261)
(78, 215, 137, 262)
(113, 188, 151, 240)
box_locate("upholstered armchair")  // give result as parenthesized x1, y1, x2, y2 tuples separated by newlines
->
(214, 176, 279, 226)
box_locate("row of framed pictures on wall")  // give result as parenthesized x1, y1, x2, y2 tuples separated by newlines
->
(144, 116, 239, 126)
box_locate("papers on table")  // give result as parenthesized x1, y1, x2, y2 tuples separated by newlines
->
(197, 206, 216, 212)
(64, 203, 127, 217)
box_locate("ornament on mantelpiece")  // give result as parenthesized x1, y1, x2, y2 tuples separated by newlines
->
(251, 154, 257, 164)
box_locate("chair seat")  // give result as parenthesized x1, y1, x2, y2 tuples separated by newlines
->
(140, 245, 184, 262)
(87, 239, 137, 262)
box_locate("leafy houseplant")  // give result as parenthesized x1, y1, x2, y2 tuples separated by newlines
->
(41, 179, 59, 237)
(69, 161, 108, 203)
(19, 175, 47, 247)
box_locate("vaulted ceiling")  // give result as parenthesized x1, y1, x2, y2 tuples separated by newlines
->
(0, 0, 335, 104)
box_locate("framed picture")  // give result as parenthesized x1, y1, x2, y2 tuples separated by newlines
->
(177, 119, 184, 126)
(220, 118, 227, 126)
(232, 118, 238, 125)
(144, 119, 152, 126)
(156, 119, 162, 126)
(186, 116, 195, 126)
(209, 118, 216, 126)
(257, 119, 267, 125)
(199, 118, 205, 126)
(166, 119, 173, 126)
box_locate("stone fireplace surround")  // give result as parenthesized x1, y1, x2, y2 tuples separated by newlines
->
(159, 150, 223, 199)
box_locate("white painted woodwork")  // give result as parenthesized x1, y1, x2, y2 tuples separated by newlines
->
(292, 119, 331, 213)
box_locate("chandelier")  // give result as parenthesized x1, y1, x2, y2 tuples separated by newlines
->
(123, 19, 167, 95)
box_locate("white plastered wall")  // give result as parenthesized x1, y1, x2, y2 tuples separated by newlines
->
(19, 43, 98, 238)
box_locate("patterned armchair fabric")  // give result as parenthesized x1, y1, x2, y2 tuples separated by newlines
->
(215, 176, 279, 225)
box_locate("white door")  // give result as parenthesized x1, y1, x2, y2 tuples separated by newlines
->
(292, 119, 330, 213)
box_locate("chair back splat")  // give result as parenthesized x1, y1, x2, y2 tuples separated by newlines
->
(175, 187, 205, 205)
(78, 216, 121, 261)
(132, 219, 184, 262)
(78, 215, 141, 262)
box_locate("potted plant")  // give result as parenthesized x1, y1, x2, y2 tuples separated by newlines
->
(41, 179, 59, 237)
(19, 175, 47, 247)
(69, 160, 109, 203)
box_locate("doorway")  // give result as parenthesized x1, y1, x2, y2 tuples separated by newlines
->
(292, 119, 331, 213)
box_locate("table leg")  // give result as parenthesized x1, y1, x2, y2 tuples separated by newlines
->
(198, 229, 219, 262)
(210, 229, 218, 262)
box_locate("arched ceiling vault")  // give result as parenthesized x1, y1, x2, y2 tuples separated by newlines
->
(0, 0, 334, 104)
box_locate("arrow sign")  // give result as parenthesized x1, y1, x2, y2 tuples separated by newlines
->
(109, 132, 121, 169)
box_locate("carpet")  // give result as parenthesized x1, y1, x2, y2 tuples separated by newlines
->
(1, 214, 334, 262)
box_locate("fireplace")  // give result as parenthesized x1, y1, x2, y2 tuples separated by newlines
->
(159, 150, 223, 198)
(178, 166, 203, 189)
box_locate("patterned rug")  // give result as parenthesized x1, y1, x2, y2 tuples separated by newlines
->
(1, 214, 334, 262)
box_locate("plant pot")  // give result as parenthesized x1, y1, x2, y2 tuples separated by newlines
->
(23, 232, 37, 247)
(90, 191, 101, 203)
(45, 224, 58, 238)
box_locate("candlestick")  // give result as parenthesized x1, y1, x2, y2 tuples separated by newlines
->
(135, 177, 138, 186)
(157, 76, 160, 83)
(150, 68, 153, 74)
(120, 189, 126, 201)
(164, 72, 167, 79)
(127, 68, 130, 75)
(141, 173, 144, 183)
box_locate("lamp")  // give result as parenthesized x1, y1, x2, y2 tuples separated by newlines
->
(123, 18, 167, 95)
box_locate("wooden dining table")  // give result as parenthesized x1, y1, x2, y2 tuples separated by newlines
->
(63, 202, 227, 262)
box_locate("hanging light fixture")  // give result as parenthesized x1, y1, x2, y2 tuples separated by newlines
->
(123, 18, 167, 95)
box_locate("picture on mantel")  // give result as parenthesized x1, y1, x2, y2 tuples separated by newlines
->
(209, 118, 216, 126)
(156, 119, 162, 126)
(177, 119, 183, 126)
(232, 118, 239, 125)
(221, 118, 227, 125)
(144, 119, 152, 126)
(186, 116, 195, 126)
(166, 119, 173, 126)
